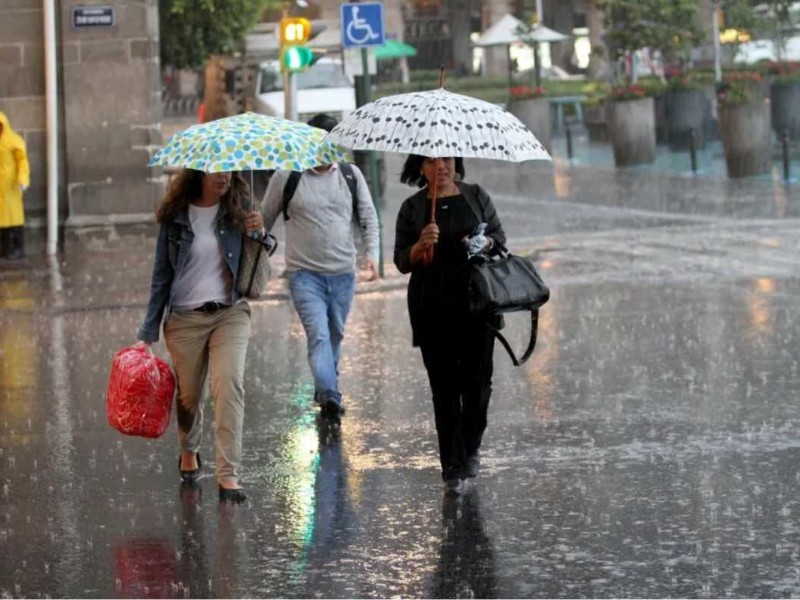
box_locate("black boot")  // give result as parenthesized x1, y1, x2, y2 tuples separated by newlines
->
(0, 228, 9, 259)
(7, 226, 24, 259)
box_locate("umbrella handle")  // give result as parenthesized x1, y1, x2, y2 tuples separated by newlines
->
(422, 171, 439, 265)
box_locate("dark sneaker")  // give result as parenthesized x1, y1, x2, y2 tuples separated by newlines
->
(466, 453, 480, 479)
(444, 478, 464, 496)
(321, 397, 345, 420)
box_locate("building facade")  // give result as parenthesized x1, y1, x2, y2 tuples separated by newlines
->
(0, 0, 162, 242)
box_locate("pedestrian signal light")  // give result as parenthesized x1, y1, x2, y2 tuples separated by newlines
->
(281, 46, 314, 72)
(280, 17, 311, 45)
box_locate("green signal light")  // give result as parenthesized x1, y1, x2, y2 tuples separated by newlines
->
(282, 46, 314, 72)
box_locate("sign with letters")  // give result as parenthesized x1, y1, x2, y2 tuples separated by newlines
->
(72, 6, 115, 28)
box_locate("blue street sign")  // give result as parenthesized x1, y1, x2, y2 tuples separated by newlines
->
(341, 2, 385, 49)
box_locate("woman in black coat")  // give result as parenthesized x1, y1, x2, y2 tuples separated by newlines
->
(393, 155, 506, 496)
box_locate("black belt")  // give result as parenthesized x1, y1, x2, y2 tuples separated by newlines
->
(193, 301, 230, 313)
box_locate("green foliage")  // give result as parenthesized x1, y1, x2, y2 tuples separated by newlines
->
(160, 0, 279, 69)
(716, 71, 765, 106)
(605, 76, 665, 101)
(751, 0, 798, 59)
(374, 76, 595, 105)
(605, 0, 703, 64)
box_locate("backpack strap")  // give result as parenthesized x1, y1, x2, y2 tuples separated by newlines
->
(338, 162, 362, 230)
(281, 171, 303, 221)
(489, 310, 540, 367)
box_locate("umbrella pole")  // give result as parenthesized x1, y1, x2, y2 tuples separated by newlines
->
(424, 168, 439, 265)
(249, 170, 254, 212)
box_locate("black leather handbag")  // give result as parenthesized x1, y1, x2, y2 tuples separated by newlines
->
(467, 244, 550, 366)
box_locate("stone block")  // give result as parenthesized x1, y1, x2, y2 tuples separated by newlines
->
(3, 0, 40, 9)
(0, 10, 43, 43)
(67, 178, 162, 217)
(78, 39, 129, 63)
(21, 42, 43, 67)
(0, 45, 23, 65)
(115, 3, 148, 38)
(129, 38, 156, 61)
(0, 97, 45, 130)
(0, 65, 45, 97)
(61, 42, 80, 64)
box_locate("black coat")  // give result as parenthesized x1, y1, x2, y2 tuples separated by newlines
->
(393, 181, 507, 346)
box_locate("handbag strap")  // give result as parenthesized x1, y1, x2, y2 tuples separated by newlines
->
(487, 309, 539, 367)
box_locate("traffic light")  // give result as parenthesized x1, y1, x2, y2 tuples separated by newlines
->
(278, 17, 326, 73)
(279, 17, 311, 46)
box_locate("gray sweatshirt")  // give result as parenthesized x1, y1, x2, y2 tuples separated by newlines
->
(261, 163, 380, 274)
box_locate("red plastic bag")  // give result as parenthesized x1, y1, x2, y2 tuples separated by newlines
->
(106, 345, 175, 438)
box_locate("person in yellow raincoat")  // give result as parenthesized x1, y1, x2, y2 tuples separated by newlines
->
(0, 112, 30, 259)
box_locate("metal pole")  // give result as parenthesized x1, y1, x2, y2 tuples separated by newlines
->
(566, 121, 573, 160)
(712, 7, 722, 83)
(360, 47, 383, 276)
(44, 0, 59, 256)
(690, 128, 698, 173)
(783, 129, 791, 181)
(535, 0, 544, 24)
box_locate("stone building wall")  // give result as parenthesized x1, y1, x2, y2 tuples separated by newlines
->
(0, 0, 163, 242)
(0, 0, 49, 224)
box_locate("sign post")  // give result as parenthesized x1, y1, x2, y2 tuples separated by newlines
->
(341, 2, 386, 275)
(711, 0, 722, 83)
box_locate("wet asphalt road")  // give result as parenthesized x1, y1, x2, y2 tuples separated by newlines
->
(1, 156, 800, 598)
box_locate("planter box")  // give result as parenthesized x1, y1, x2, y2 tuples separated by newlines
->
(607, 97, 656, 167)
(664, 88, 709, 150)
(507, 97, 552, 153)
(719, 99, 772, 178)
(770, 80, 800, 140)
(583, 103, 609, 143)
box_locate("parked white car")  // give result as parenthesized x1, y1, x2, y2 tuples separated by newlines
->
(253, 57, 356, 123)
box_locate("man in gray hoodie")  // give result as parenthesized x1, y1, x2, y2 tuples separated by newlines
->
(261, 113, 380, 420)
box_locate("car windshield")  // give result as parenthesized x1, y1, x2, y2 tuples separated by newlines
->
(259, 63, 352, 94)
(297, 64, 352, 90)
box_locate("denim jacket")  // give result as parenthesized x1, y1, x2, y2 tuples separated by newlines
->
(137, 205, 244, 343)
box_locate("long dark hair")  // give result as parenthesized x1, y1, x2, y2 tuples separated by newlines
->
(156, 169, 249, 228)
(400, 155, 465, 188)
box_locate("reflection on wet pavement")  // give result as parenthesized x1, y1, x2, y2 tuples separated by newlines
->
(1, 158, 800, 597)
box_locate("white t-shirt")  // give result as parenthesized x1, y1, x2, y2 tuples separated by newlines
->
(172, 203, 230, 310)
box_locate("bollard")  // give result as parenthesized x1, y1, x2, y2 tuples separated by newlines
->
(689, 128, 698, 174)
(783, 129, 791, 181)
(565, 121, 574, 160)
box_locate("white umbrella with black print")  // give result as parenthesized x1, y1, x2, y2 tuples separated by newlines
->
(326, 71, 551, 260)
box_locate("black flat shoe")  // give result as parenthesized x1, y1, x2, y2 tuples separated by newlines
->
(218, 485, 247, 503)
(179, 453, 202, 482)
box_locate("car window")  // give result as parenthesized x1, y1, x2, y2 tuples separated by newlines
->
(259, 68, 282, 94)
(297, 64, 352, 90)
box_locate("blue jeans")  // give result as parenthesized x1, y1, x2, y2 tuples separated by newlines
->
(288, 270, 356, 406)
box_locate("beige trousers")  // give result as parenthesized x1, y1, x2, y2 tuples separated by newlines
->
(164, 302, 251, 486)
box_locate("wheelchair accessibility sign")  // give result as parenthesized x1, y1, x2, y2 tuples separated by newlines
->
(340, 2, 385, 49)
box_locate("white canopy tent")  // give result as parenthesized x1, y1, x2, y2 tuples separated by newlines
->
(474, 13, 569, 86)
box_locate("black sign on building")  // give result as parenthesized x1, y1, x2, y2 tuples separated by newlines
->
(72, 6, 115, 28)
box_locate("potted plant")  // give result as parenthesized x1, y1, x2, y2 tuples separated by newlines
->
(507, 85, 552, 153)
(766, 61, 800, 141)
(605, 83, 659, 167)
(663, 74, 711, 150)
(717, 72, 771, 178)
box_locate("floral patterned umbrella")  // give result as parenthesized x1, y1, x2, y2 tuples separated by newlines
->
(148, 112, 350, 173)
(325, 88, 552, 162)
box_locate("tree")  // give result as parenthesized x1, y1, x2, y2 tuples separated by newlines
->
(751, 0, 798, 61)
(159, 0, 280, 70)
(599, 0, 704, 68)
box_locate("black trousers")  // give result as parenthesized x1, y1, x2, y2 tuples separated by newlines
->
(0, 226, 24, 259)
(419, 315, 495, 481)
